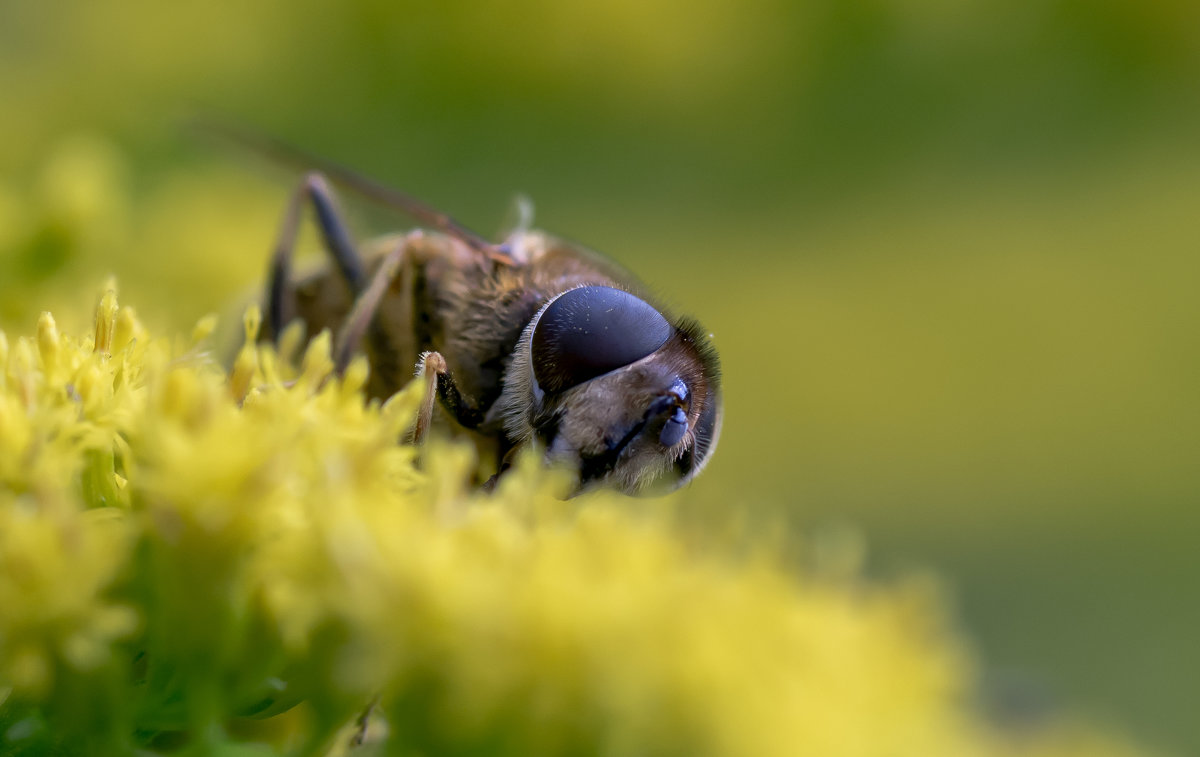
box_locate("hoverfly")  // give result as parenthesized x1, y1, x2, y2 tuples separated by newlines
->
(246, 136, 721, 496)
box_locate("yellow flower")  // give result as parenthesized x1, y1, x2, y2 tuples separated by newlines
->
(0, 288, 1153, 757)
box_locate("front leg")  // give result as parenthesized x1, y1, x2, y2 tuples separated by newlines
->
(411, 351, 485, 444)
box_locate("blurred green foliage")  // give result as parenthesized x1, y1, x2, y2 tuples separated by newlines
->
(0, 0, 1196, 753)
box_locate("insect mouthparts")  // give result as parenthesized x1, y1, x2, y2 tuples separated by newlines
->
(660, 406, 689, 447)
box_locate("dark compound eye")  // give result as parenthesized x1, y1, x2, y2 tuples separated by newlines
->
(531, 286, 671, 394)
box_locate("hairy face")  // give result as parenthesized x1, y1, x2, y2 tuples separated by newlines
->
(498, 285, 721, 496)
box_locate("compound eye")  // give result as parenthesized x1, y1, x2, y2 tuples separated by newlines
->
(531, 286, 671, 394)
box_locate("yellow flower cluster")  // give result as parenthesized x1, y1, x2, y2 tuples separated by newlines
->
(0, 289, 1151, 756)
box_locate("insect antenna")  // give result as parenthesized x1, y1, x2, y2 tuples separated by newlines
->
(191, 119, 509, 261)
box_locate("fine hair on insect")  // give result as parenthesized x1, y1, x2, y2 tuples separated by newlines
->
(210, 126, 722, 496)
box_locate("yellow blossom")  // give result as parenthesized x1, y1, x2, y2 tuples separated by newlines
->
(0, 289, 1156, 757)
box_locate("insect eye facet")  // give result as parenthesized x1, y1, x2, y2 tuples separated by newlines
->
(531, 286, 671, 394)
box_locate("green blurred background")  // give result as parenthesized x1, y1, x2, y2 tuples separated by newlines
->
(1, 1, 1196, 753)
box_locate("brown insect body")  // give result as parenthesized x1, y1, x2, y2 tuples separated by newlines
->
(261, 170, 721, 496)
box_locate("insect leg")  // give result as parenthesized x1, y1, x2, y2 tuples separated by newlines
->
(330, 233, 484, 437)
(411, 352, 446, 444)
(331, 235, 412, 375)
(266, 172, 366, 339)
(410, 351, 486, 444)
